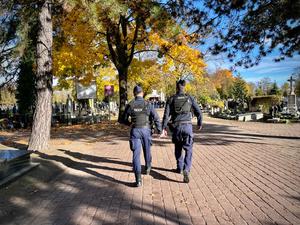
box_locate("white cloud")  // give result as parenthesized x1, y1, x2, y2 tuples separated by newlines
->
(239, 55, 300, 75)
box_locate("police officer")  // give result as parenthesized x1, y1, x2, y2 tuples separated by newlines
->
(123, 85, 162, 187)
(161, 79, 202, 183)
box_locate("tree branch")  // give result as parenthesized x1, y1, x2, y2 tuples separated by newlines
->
(127, 19, 141, 66)
(133, 49, 159, 55)
(106, 29, 118, 67)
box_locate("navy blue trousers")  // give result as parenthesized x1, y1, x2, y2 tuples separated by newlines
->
(129, 128, 152, 174)
(172, 124, 193, 172)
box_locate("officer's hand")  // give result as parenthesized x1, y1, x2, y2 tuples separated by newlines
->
(159, 129, 168, 138)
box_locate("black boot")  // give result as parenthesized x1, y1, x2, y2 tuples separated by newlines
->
(145, 165, 151, 175)
(175, 167, 183, 174)
(183, 171, 190, 183)
(135, 173, 142, 187)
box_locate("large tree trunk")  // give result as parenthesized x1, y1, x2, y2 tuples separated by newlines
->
(28, 0, 53, 151)
(117, 67, 128, 122)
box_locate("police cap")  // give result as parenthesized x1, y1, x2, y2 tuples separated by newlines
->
(133, 85, 143, 95)
(176, 79, 186, 89)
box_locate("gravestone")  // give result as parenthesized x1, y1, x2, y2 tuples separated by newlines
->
(0, 150, 39, 187)
(66, 95, 73, 125)
(287, 76, 297, 115)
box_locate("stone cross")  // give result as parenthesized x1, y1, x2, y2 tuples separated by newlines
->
(287, 76, 296, 94)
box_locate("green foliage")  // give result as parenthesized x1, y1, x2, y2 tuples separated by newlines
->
(255, 77, 273, 96)
(296, 78, 300, 96)
(294, 68, 300, 96)
(269, 82, 281, 96)
(0, 0, 21, 86)
(230, 75, 248, 103)
(0, 0, 39, 89)
(206, 0, 300, 67)
(0, 86, 16, 105)
(255, 85, 264, 96)
(14, 3, 39, 114)
(16, 50, 36, 114)
(281, 82, 289, 97)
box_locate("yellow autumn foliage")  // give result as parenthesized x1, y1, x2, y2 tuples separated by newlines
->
(146, 32, 206, 97)
(96, 66, 119, 100)
(53, 6, 108, 88)
(53, 3, 207, 102)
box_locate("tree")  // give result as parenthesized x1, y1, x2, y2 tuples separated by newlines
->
(128, 59, 162, 97)
(54, 1, 206, 121)
(203, 0, 300, 68)
(28, 0, 53, 151)
(293, 67, 300, 96)
(16, 52, 36, 114)
(0, 85, 16, 105)
(296, 77, 300, 96)
(246, 82, 256, 97)
(255, 84, 264, 96)
(84, 1, 179, 121)
(257, 77, 272, 95)
(269, 82, 281, 96)
(230, 75, 248, 104)
(0, 0, 23, 87)
(95, 66, 119, 101)
(15, 11, 38, 115)
(281, 82, 289, 97)
(211, 69, 234, 100)
(12, 0, 297, 151)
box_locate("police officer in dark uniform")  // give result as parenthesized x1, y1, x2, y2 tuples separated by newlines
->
(161, 79, 202, 183)
(123, 85, 162, 187)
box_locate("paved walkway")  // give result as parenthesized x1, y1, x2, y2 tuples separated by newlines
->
(0, 116, 300, 225)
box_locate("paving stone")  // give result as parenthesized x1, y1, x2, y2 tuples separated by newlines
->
(0, 117, 299, 225)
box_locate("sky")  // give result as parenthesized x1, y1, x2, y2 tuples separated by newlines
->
(206, 52, 300, 86)
(191, 1, 300, 86)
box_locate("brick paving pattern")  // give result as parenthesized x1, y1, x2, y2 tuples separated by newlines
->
(0, 116, 299, 225)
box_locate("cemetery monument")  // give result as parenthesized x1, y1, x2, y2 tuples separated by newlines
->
(287, 76, 297, 115)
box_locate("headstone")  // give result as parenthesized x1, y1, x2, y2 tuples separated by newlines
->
(237, 113, 252, 122)
(251, 112, 263, 121)
(224, 100, 228, 111)
(237, 114, 244, 121)
(66, 95, 73, 114)
(66, 95, 73, 125)
(287, 76, 297, 114)
(0, 150, 39, 187)
(267, 118, 280, 123)
(58, 103, 63, 113)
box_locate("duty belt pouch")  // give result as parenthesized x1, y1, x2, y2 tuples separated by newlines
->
(167, 122, 175, 133)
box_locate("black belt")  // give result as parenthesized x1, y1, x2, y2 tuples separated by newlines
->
(173, 121, 192, 126)
(132, 125, 150, 129)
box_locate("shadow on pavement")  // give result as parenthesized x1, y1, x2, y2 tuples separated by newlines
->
(58, 149, 179, 183)
(0, 156, 188, 224)
(58, 149, 132, 167)
(285, 194, 300, 203)
(153, 123, 268, 147)
(35, 151, 134, 187)
(51, 121, 130, 144)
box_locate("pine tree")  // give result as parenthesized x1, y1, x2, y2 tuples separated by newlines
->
(269, 82, 281, 96)
(16, 17, 38, 115)
(16, 53, 36, 114)
(28, 0, 53, 151)
(230, 75, 248, 104)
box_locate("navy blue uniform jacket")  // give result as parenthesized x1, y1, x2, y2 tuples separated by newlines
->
(162, 91, 203, 129)
(123, 96, 162, 133)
